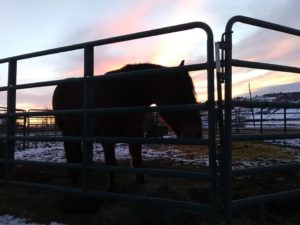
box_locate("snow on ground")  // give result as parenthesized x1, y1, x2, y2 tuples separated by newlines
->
(0, 214, 63, 225)
(266, 138, 300, 148)
(15, 141, 210, 167)
(232, 153, 300, 169)
(14, 139, 300, 169)
(14, 139, 300, 170)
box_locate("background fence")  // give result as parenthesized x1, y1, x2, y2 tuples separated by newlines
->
(2, 106, 300, 150)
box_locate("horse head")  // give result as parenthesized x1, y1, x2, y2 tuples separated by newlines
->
(155, 60, 203, 138)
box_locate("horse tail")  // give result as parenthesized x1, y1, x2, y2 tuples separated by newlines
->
(52, 84, 65, 130)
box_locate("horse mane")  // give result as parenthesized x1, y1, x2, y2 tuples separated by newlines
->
(106, 63, 196, 99)
(106, 63, 163, 74)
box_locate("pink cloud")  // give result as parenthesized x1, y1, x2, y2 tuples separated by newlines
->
(234, 30, 300, 67)
(96, 1, 169, 37)
(58, 0, 210, 84)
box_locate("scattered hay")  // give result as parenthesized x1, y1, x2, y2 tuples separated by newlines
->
(148, 142, 294, 163)
(232, 142, 293, 161)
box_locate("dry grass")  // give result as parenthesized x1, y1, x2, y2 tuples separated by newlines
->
(149, 141, 293, 162)
(231, 142, 293, 161)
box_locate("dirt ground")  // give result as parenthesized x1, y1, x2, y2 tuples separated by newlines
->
(0, 142, 299, 225)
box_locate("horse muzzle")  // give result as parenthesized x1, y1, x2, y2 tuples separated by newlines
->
(179, 126, 202, 138)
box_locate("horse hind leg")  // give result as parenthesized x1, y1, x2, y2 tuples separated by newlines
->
(0, 141, 5, 178)
(129, 143, 145, 184)
(102, 143, 117, 191)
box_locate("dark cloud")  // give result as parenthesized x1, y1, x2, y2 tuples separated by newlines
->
(253, 82, 300, 96)
(270, 1, 300, 28)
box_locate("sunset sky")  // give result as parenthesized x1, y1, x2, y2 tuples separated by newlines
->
(0, 0, 299, 110)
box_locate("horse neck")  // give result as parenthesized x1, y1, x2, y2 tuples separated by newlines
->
(148, 74, 196, 106)
(145, 74, 172, 106)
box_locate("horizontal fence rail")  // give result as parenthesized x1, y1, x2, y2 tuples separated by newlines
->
(0, 22, 213, 63)
(0, 135, 210, 145)
(0, 179, 214, 212)
(232, 59, 300, 74)
(0, 159, 210, 180)
(0, 63, 209, 91)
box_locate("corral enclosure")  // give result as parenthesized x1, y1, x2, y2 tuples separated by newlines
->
(0, 16, 299, 225)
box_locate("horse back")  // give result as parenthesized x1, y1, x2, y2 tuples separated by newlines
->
(52, 78, 146, 137)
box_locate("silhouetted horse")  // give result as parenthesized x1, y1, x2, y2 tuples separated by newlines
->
(52, 61, 202, 190)
(0, 141, 5, 178)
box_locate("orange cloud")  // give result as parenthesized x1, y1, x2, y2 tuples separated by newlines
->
(150, 30, 206, 66)
(231, 28, 300, 98)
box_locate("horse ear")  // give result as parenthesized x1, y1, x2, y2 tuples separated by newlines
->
(179, 60, 185, 66)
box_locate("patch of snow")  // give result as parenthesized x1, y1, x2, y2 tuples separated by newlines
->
(0, 214, 63, 225)
(265, 138, 300, 148)
(15, 142, 210, 167)
(14, 139, 300, 169)
(15, 142, 65, 162)
(233, 158, 298, 169)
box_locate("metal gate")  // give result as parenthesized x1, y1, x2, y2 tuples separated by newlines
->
(216, 16, 300, 225)
(0, 22, 219, 224)
(0, 15, 299, 225)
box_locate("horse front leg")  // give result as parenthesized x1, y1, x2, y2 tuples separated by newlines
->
(129, 143, 145, 184)
(102, 143, 117, 191)
(64, 140, 82, 186)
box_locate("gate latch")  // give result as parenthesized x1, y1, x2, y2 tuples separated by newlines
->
(215, 42, 225, 83)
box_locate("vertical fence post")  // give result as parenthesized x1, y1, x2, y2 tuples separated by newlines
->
(6, 59, 17, 179)
(260, 108, 263, 134)
(283, 108, 287, 133)
(235, 109, 240, 134)
(207, 28, 219, 225)
(22, 115, 27, 150)
(222, 29, 233, 225)
(82, 46, 94, 190)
